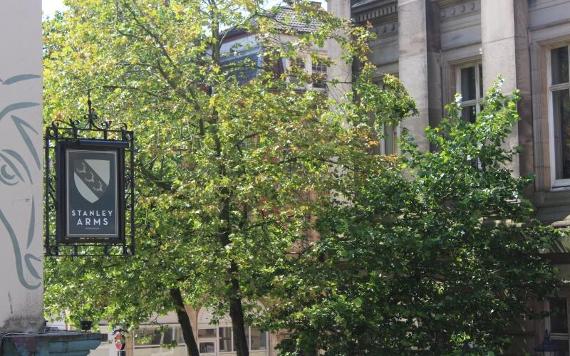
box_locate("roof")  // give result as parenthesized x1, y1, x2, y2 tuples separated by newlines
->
(221, 4, 321, 45)
(273, 5, 321, 33)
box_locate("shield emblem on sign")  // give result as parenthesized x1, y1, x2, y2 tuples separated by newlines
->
(73, 159, 110, 203)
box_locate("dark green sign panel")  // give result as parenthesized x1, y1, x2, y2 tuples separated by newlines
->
(56, 141, 125, 243)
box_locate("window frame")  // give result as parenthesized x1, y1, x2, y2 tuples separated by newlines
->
(197, 324, 269, 355)
(382, 123, 399, 155)
(455, 62, 483, 122)
(547, 45, 570, 188)
(248, 327, 268, 351)
(218, 326, 233, 353)
(310, 56, 328, 90)
(545, 297, 570, 352)
(133, 324, 185, 349)
(286, 55, 328, 91)
(287, 57, 307, 88)
(377, 73, 400, 155)
(199, 340, 218, 355)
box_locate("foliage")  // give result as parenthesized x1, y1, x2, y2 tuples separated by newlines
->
(43, 2, 555, 354)
(265, 82, 562, 355)
(42, 1, 401, 355)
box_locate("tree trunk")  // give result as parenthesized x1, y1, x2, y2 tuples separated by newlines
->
(207, 6, 249, 355)
(229, 262, 249, 356)
(170, 288, 201, 356)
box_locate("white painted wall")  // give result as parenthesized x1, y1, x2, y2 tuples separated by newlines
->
(0, 0, 44, 332)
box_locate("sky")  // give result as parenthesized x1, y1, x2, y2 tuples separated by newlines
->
(42, 0, 66, 18)
(41, 0, 324, 18)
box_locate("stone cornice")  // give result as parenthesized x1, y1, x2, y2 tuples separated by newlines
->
(439, 0, 480, 20)
(352, 0, 397, 24)
(372, 21, 398, 38)
(437, 0, 470, 7)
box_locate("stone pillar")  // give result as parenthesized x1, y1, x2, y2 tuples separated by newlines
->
(513, 1, 533, 181)
(426, 2, 442, 130)
(327, 0, 352, 102)
(0, 0, 44, 332)
(481, 0, 524, 176)
(398, 0, 430, 151)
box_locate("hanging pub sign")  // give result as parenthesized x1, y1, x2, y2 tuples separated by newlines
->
(45, 94, 135, 257)
(56, 140, 126, 243)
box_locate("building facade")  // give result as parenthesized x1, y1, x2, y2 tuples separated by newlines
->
(88, 307, 281, 356)
(351, 0, 570, 353)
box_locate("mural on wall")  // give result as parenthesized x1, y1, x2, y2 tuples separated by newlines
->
(0, 73, 42, 290)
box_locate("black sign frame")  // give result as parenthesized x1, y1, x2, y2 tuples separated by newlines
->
(56, 140, 126, 244)
(44, 118, 135, 257)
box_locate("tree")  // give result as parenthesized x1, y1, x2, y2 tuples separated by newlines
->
(264, 82, 562, 355)
(43, 1, 389, 356)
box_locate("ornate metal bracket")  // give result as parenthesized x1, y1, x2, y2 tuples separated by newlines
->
(44, 96, 135, 257)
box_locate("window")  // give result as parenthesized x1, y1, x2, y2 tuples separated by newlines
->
(550, 298, 569, 334)
(197, 308, 269, 355)
(197, 326, 268, 354)
(134, 325, 181, 348)
(292, 57, 305, 69)
(175, 325, 186, 345)
(198, 328, 216, 338)
(456, 63, 483, 122)
(379, 73, 400, 155)
(162, 326, 175, 344)
(311, 57, 327, 89)
(288, 57, 306, 86)
(546, 298, 570, 354)
(135, 327, 163, 346)
(250, 328, 267, 350)
(221, 48, 261, 85)
(287, 56, 328, 90)
(384, 123, 398, 155)
(200, 342, 216, 353)
(549, 46, 570, 185)
(218, 326, 233, 352)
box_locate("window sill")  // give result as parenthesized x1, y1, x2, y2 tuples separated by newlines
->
(551, 184, 570, 192)
(532, 189, 570, 225)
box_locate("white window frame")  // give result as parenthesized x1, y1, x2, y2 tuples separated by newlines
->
(455, 62, 483, 121)
(547, 45, 570, 188)
(197, 323, 269, 356)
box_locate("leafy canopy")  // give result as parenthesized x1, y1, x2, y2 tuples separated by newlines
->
(42, 0, 404, 340)
(265, 82, 562, 355)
